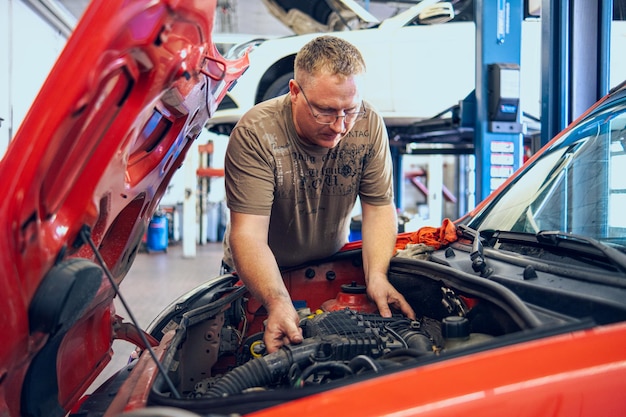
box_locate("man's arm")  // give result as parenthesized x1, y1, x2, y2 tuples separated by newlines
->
(360, 201, 416, 319)
(228, 211, 303, 353)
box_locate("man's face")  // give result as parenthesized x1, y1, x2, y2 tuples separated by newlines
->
(289, 73, 364, 148)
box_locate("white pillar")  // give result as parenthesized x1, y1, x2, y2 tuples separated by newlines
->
(427, 154, 444, 226)
(182, 149, 198, 258)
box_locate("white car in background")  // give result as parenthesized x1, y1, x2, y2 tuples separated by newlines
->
(213, 33, 274, 56)
(207, 0, 543, 134)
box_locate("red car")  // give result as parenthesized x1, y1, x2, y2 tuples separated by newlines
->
(4, 0, 626, 416)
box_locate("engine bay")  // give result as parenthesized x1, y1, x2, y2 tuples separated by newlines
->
(144, 247, 597, 413)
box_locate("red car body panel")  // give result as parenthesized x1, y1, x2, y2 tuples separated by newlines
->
(98, 332, 175, 416)
(252, 322, 626, 417)
(0, 0, 248, 415)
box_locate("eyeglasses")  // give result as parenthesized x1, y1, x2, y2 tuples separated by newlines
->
(296, 81, 366, 125)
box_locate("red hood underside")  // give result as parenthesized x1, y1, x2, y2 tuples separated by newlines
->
(0, 0, 248, 415)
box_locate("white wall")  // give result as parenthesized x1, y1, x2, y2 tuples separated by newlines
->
(0, 0, 67, 154)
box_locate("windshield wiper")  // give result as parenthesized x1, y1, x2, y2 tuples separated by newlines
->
(459, 225, 626, 275)
(457, 225, 494, 277)
(535, 230, 626, 274)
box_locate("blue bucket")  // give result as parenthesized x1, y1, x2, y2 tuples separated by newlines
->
(147, 214, 168, 252)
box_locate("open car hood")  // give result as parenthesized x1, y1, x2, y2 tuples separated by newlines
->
(0, 0, 248, 415)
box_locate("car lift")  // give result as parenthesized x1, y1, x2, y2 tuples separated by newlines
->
(390, 0, 613, 214)
(390, 0, 525, 215)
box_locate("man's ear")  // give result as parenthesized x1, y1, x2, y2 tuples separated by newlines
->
(288, 79, 298, 103)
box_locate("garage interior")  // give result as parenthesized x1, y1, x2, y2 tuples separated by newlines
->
(2, 0, 623, 392)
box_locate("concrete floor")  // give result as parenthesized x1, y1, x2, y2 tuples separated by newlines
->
(88, 241, 225, 392)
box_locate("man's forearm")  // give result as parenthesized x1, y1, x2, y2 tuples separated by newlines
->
(231, 238, 290, 309)
(360, 202, 397, 282)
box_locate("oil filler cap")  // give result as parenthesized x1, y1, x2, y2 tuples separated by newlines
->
(341, 281, 367, 294)
(442, 316, 470, 339)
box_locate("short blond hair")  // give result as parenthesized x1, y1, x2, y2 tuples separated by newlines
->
(294, 35, 366, 84)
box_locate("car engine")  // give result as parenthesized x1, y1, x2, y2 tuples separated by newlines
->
(151, 273, 502, 403)
(195, 309, 445, 397)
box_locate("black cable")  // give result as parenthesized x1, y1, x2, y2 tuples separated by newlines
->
(297, 361, 354, 386)
(348, 355, 383, 374)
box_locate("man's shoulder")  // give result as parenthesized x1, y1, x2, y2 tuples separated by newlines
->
(242, 94, 290, 121)
(229, 94, 292, 152)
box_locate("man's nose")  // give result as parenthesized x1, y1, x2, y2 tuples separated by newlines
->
(329, 116, 346, 133)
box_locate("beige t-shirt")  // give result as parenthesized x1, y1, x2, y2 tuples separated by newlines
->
(223, 94, 394, 268)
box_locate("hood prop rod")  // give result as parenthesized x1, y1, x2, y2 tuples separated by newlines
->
(80, 225, 181, 399)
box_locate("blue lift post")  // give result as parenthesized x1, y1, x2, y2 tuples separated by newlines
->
(540, 0, 612, 146)
(474, 0, 524, 202)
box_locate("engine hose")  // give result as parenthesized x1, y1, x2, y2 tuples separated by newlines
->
(204, 354, 275, 398)
(395, 328, 435, 353)
(348, 355, 383, 374)
(295, 362, 353, 387)
(205, 339, 321, 398)
(382, 348, 430, 362)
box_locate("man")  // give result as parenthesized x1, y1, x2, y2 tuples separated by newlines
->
(222, 35, 415, 353)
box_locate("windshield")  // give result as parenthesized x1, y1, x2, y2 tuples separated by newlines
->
(466, 96, 626, 250)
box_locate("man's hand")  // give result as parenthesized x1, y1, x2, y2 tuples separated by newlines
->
(359, 202, 414, 319)
(366, 273, 416, 320)
(229, 212, 303, 353)
(264, 299, 303, 353)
